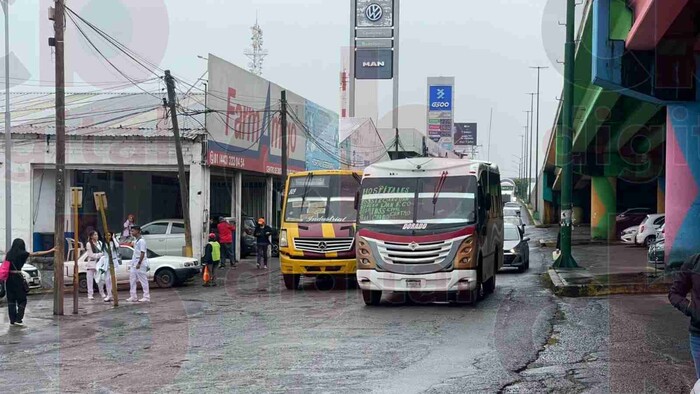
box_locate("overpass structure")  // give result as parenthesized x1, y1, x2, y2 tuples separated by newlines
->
(539, 0, 700, 266)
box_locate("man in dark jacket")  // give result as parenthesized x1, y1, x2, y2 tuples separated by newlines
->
(253, 217, 272, 269)
(669, 253, 700, 379)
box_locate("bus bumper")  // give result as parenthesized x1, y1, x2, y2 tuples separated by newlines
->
(280, 255, 357, 275)
(356, 269, 478, 292)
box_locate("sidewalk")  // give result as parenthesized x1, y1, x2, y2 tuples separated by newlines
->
(529, 226, 672, 297)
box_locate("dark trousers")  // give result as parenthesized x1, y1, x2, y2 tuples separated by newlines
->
(256, 244, 269, 266)
(7, 291, 27, 324)
(221, 243, 235, 265)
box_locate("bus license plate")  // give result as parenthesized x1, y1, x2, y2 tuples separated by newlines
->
(406, 279, 422, 289)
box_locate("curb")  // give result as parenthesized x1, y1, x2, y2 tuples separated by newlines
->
(545, 268, 671, 297)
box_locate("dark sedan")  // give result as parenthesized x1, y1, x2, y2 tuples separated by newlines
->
(502, 224, 530, 272)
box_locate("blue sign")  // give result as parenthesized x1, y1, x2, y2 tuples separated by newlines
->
(429, 85, 452, 111)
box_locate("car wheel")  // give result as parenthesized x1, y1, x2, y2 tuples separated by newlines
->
(78, 273, 88, 293)
(645, 236, 656, 248)
(283, 274, 300, 290)
(484, 270, 496, 294)
(155, 268, 176, 288)
(362, 290, 382, 306)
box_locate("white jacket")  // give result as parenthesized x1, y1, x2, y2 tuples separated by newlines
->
(86, 241, 104, 270)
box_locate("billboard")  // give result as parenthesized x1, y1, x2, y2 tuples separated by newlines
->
(355, 49, 393, 80)
(206, 55, 338, 175)
(427, 77, 455, 149)
(305, 101, 340, 171)
(454, 122, 477, 147)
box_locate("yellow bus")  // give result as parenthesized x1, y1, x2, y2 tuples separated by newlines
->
(279, 170, 362, 290)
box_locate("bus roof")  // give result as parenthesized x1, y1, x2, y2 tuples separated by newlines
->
(288, 169, 362, 178)
(363, 158, 499, 177)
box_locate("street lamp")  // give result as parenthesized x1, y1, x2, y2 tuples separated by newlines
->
(2, 0, 10, 252)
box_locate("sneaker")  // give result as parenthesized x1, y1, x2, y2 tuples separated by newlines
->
(88, 296, 94, 300)
(138, 298, 150, 303)
(14, 322, 24, 327)
(125, 297, 137, 303)
(256, 263, 261, 269)
(103, 297, 112, 302)
(263, 265, 268, 269)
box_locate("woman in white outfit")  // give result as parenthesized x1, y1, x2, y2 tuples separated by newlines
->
(98, 233, 121, 302)
(85, 231, 105, 301)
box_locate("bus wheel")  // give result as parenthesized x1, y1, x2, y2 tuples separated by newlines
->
(362, 290, 382, 306)
(483, 271, 496, 294)
(283, 274, 300, 290)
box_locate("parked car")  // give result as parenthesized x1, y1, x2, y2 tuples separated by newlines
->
(63, 245, 201, 291)
(620, 226, 639, 244)
(0, 263, 43, 299)
(502, 223, 530, 272)
(635, 214, 665, 247)
(656, 223, 665, 241)
(615, 208, 652, 237)
(503, 207, 520, 218)
(504, 215, 525, 234)
(647, 238, 665, 267)
(140, 219, 187, 256)
(504, 201, 521, 216)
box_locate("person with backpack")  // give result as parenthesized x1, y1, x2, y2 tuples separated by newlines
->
(86, 231, 105, 301)
(202, 233, 220, 287)
(2, 239, 54, 327)
(669, 253, 700, 378)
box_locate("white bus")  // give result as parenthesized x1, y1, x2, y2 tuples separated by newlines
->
(355, 158, 504, 305)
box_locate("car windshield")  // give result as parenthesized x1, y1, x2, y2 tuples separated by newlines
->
(359, 176, 477, 225)
(284, 174, 360, 223)
(504, 226, 521, 241)
(504, 208, 518, 217)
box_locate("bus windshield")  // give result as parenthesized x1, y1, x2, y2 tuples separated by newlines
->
(359, 176, 478, 225)
(284, 174, 360, 223)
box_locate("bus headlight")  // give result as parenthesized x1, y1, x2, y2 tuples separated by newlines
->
(356, 236, 376, 269)
(279, 229, 288, 248)
(455, 236, 477, 269)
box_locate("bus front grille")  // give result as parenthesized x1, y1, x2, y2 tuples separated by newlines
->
(377, 240, 452, 265)
(293, 238, 355, 253)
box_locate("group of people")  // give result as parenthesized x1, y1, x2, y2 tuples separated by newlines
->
(200, 216, 273, 286)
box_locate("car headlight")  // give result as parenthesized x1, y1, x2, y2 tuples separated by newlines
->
(454, 236, 477, 269)
(279, 229, 288, 247)
(356, 236, 377, 269)
(510, 248, 517, 254)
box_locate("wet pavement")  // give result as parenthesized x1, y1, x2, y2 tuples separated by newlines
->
(0, 208, 696, 393)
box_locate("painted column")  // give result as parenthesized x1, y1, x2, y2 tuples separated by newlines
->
(666, 104, 700, 266)
(591, 176, 617, 240)
(188, 163, 207, 260)
(657, 176, 665, 213)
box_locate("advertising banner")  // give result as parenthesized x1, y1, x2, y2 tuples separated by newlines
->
(305, 101, 340, 170)
(206, 55, 337, 175)
(454, 122, 477, 147)
(426, 77, 455, 145)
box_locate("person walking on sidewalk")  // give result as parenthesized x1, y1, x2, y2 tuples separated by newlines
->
(217, 217, 237, 268)
(100, 233, 122, 302)
(126, 225, 150, 303)
(669, 253, 700, 379)
(254, 217, 272, 269)
(4, 239, 54, 327)
(86, 231, 106, 301)
(202, 233, 220, 287)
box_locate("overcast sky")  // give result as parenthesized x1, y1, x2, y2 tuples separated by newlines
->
(7, 0, 577, 178)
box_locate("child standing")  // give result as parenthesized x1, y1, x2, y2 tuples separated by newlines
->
(202, 233, 221, 286)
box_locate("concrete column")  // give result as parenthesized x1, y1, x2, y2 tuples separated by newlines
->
(591, 176, 617, 240)
(665, 104, 700, 266)
(657, 176, 665, 213)
(233, 172, 242, 261)
(266, 176, 273, 259)
(189, 164, 208, 260)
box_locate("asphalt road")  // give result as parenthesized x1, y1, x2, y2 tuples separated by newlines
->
(0, 205, 695, 393)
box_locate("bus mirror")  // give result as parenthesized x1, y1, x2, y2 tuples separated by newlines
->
(354, 191, 360, 210)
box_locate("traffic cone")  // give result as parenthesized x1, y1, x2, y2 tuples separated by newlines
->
(203, 265, 211, 284)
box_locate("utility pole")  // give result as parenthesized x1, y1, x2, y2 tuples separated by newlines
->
(52, 0, 66, 316)
(527, 92, 536, 204)
(164, 70, 193, 257)
(3, 0, 10, 253)
(280, 90, 288, 183)
(554, 0, 579, 268)
(523, 110, 531, 187)
(530, 66, 548, 214)
(487, 108, 493, 161)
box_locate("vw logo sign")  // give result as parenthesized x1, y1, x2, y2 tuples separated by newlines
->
(365, 3, 383, 22)
(318, 241, 328, 251)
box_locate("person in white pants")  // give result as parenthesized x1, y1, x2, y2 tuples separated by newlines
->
(101, 234, 121, 302)
(85, 231, 105, 301)
(127, 226, 150, 303)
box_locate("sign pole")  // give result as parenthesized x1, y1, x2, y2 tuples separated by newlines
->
(94, 192, 119, 307)
(392, 0, 400, 129)
(71, 187, 82, 315)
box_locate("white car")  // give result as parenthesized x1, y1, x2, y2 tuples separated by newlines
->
(635, 214, 665, 247)
(0, 263, 43, 300)
(620, 226, 638, 244)
(656, 223, 665, 241)
(140, 219, 187, 256)
(63, 245, 201, 291)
